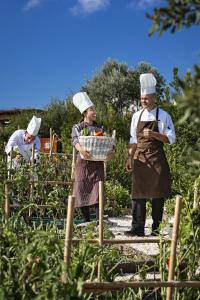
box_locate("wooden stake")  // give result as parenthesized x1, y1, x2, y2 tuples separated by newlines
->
(49, 128, 53, 159)
(29, 144, 35, 217)
(50, 133, 55, 158)
(71, 147, 76, 181)
(97, 181, 104, 282)
(193, 178, 200, 209)
(7, 147, 13, 179)
(64, 195, 75, 271)
(72, 237, 169, 244)
(83, 281, 200, 292)
(166, 195, 182, 300)
(5, 182, 10, 219)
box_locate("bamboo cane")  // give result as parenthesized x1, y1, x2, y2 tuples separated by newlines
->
(64, 195, 75, 271)
(83, 281, 200, 292)
(72, 237, 169, 244)
(5, 180, 73, 185)
(5, 182, 10, 219)
(193, 179, 200, 209)
(7, 147, 13, 179)
(29, 144, 35, 218)
(49, 128, 52, 159)
(71, 147, 76, 181)
(166, 195, 182, 300)
(97, 181, 104, 281)
(50, 133, 55, 159)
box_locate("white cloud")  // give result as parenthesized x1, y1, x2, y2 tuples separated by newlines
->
(70, 0, 110, 15)
(129, 0, 162, 9)
(23, 0, 43, 11)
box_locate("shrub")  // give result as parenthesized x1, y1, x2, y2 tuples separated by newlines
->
(105, 180, 130, 216)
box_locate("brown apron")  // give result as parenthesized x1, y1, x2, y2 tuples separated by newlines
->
(132, 108, 171, 199)
(73, 154, 104, 208)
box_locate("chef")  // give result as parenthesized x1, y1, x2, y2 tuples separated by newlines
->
(125, 73, 176, 236)
(5, 116, 41, 170)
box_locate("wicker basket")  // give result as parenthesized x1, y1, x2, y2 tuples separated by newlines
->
(78, 136, 115, 161)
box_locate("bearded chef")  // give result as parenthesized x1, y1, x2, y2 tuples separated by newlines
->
(125, 73, 176, 236)
(5, 116, 41, 169)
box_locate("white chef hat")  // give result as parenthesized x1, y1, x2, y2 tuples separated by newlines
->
(27, 116, 41, 136)
(73, 92, 94, 114)
(140, 73, 157, 96)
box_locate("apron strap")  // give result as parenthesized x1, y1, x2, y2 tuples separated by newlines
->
(138, 109, 145, 123)
(156, 107, 159, 121)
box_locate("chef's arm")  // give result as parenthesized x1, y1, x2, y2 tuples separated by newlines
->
(125, 143, 137, 172)
(128, 143, 137, 158)
(144, 129, 169, 144)
(151, 131, 169, 144)
(74, 143, 92, 160)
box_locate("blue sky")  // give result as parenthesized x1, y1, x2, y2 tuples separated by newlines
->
(0, 0, 199, 110)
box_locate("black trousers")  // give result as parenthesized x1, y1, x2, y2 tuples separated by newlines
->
(80, 204, 99, 222)
(131, 198, 165, 231)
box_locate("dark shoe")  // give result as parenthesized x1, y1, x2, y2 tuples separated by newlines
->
(124, 229, 145, 237)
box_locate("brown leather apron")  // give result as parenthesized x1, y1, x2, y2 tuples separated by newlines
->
(132, 108, 171, 199)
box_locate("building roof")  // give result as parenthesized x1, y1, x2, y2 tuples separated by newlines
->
(0, 108, 43, 125)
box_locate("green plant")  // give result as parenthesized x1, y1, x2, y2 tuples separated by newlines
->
(105, 180, 130, 216)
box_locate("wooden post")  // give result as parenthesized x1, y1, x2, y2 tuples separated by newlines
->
(71, 147, 76, 181)
(64, 195, 75, 272)
(193, 178, 200, 209)
(50, 133, 55, 158)
(29, 144, 35, 218)
(5, 182, 10, 219)
(166, 195, 182, 300)
(97, 181, 104, 281)
(49, 128, 53, 159)
(7, 147, 13, 179)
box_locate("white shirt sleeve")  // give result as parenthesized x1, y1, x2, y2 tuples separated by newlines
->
(5, 131, 20, 154)
(129, 113, 139, 144)
(162, 112, 176, 145)
(34, 136, 41, 151)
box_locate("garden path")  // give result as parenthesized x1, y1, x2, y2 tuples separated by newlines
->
(108, 215, 173, 256)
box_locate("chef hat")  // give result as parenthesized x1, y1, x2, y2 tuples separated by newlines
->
(27, 116, 41, 136)
(73, 92, 94, 114)
(140, 73, 157, 96)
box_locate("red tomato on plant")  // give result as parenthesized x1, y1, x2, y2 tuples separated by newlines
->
(34, 256, 41, 264)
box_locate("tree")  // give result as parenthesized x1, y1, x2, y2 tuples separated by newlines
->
(147, 0, 200, 36)
(82, 59, 167, 114)
(40, 99, 68, 137)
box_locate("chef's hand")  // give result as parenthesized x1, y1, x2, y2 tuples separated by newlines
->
(143, 128, 154, 139)
(125, 157, 133, 172)
(106, 150, 115, 161)
(80, 149, 92, 160)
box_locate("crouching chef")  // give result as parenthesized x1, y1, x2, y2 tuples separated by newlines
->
(5, 116, 41, 173)
(125, 73, 176, 237)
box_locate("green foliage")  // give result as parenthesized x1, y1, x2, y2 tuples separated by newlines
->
(61, 100, 80, 153)
(147, 0, 200, 36)
(40, 99, 68, 137)
(105, 180, 130, 216)
(106, 138, 131, 189)
(175, 65, 200, 125)
(83, 59, 167, 113)
(159, 189, 200, 299)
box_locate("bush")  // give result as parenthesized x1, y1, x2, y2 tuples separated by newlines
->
(106, 138, 131, 190)
(105, 180, 130, 216)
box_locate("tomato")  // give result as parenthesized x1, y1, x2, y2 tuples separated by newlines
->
(95, 131, 104, 136)
(34, 256, 41, 264)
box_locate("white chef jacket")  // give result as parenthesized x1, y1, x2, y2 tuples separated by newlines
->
(129, 108, 176, 145)
(5, 129, 41, 162)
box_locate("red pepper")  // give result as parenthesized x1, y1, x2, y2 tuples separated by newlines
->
(95, 131, 104, 136)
